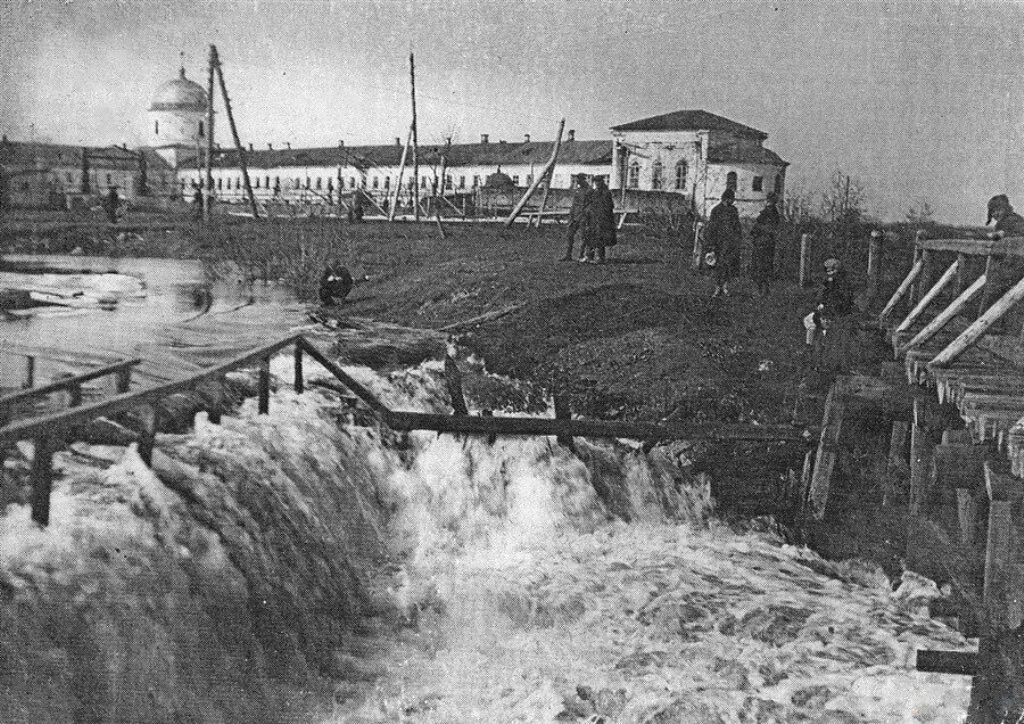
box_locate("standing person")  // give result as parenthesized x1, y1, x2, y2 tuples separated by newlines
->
(102, 187, 121, 224)
(813, 257, 855, 371)
(978, 194, 1024, 332)
(581, 176, 617, 264)
(750, 192, 781, 296)
(705, 188, 742, 297)
(561, 174, 590, 261)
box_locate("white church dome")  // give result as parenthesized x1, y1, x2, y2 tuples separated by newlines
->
(149, 68, 208, 112)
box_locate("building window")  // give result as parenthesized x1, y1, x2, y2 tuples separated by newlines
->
(473, 175, 481, 188)
(217, 178, 223, 190)
(316, 177, 323, 190)
(752, 176, 763, 192)
(198, 121, 204, 137)
(372, 177, 379, 189)
(420, 176, 427, 189)
(627, 160, 640, 189)
(675, 160, 687, 190)
(445, 174, 453, 189)
(305, 177, 311, 189)
(651, 160, 663, 190)
(274, 176, 280, 189)
(726, 171, 737, 192)
(106, 173, 112, 184)
(384, 176, 390, 189)
(459, 176, 466, 189)
(347, 177, 354, 189)
(512, 175, 520, 186)
(254, 177, 260, 188)
(525, 174, 533, 186)
(154, 120, 159, 136)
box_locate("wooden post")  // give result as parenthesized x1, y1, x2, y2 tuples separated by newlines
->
(898, 273, 986, 355)
(554, 393, 572, 447)
(137, 404, 157, 466)
(23, 355, 34, 389)
(799, 233, 813, 287)
(388, 126, 413, 222)
(533, 169, 553, 229)
(212, 46, 260, 219)
(978, 253, 995, 320)
(69, 382, 82, 408)
(258, 356, 270, 414)
(29, 434, 54, 526)
(930, 273, 1024, 367)
(866, 230, 883, 306)
(692, 221, 704, 270)
(410, 53, 419, 222)
(205, 46, 215, 222)
(115, 365, 132, 393)
(293, 344, 304, 394)
(909, 398, 935, 516)
(957, 488, 979, 546)
(895, 258, 960, 334)
(444, 354, 468, 416)
(505, 119, 565, 226)
(915, 249, 934, 305)
(883, 420, 909, 507)
(807, 378, 847, 520)
(956, 252, 969, 296)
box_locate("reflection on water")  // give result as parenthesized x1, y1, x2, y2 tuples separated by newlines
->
(0, 255, 308, 386)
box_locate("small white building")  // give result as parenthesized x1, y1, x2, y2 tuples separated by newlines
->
(148, 68, 209, 170)
(610, 110, 788, 217)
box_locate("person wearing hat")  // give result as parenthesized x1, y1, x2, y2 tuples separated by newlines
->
(705, 187, 742, 296)
(811, 257, 855, 371)
(560, 174, 591, 262)
(580, 175, 617, 263)
(750, 192, 782, 296)
(978, 194, 1024, 333)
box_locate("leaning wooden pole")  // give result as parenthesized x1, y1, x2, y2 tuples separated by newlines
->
(212, 46, 260, 219)
(410, 53, 419, 222)
(204, 47, 216, 222)
(505, 118, 565, 227)
(388, 126, 413, 222)
(533, 167, 553, 228)
(929, 274, 1024, 367)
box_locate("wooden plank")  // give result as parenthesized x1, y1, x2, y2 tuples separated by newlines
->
(898, 273, 986, 355)
(293, 344, 304, 394)
(957, 488, 979, 546)
(909, 400, 936, 516)
(895, 259, 960, 334)
(258, 357, 270, 415)
(878, 259, 924, 323)
(807, 379, 847, 520)
(918, 236, 1024, 257)
(930, 274, 1024, 367)
(916, 650, 978, 676)
(883, 420, 909, 507)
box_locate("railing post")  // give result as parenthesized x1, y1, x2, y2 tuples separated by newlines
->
(294, 342, 304, 394)
(258, 356, 270, 414)
(69, 382, 82, 408)
(116, 365, 132, 393)
(554, 393, 573, 447)
(30, 434, 54, 526)
(137, 404, 157, 466)
(799, 233, 813, 288)
(23, 355, 34, 389)
(866, 230, 883, 307)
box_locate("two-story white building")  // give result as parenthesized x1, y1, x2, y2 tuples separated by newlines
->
(610, 110, 788, 217)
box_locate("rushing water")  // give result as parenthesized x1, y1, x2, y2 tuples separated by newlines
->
(0, 254, 306, 386)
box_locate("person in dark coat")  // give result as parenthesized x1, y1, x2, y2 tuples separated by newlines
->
(102, 187, 121, 224)
(318, 261, 354, 306)
(561, 174, 590, 261)
(812, 257, 855, 371)
(978, 194, 1024, 333)
(581, 176, 617, 264)
(750, 192, 781, 296)
(705, 188, 742, 296)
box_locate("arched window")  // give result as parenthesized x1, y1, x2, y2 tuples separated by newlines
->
(651, 160, 663, 190)
(198, 121, 204, 138)
(154, 120, 159, 136)
(372, 177, 379, 189)
(726, 171, 737, 192)
(675, 160, 688, 190)
(627, 160, 640, 189)
(384, 176, 391, 189)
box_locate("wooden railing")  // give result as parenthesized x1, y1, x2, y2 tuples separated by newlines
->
(0, 357, 140, 421)
(1, 333, 811, 528)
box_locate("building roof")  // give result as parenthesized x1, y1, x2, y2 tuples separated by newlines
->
(182, 139, 612, 171)
(707, 142, 788, 167)
(0, 140, 172, 171)
(610, 110, 767, 138)
(149, 68, 208, 112)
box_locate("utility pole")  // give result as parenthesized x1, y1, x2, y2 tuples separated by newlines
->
(410, 52, 419, 222)
(204, 46, 216, 222)
(212, 45, 260, 219)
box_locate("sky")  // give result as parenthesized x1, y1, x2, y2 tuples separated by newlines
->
(2, 0, 1024, 224)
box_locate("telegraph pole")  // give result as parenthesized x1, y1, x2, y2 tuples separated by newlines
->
(204, 46, 216, 222)
(212, 45, 260, 219)
(410, 52, 419, 222)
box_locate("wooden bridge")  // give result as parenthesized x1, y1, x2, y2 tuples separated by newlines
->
(808, 231, 1024, 723)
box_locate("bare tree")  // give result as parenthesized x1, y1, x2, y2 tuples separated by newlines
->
(906, 199, 935, 226)
(781, 182, 817, 225)
(821, 169, 867, 224)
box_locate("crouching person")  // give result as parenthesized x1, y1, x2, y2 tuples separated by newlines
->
(319, 262, 354, 306)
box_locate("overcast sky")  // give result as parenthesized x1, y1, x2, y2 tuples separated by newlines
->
(2, 0, 1023, 223)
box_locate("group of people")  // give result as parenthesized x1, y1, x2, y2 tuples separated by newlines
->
(561, 174, 618, 263)
(703, 188, 782, 298)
